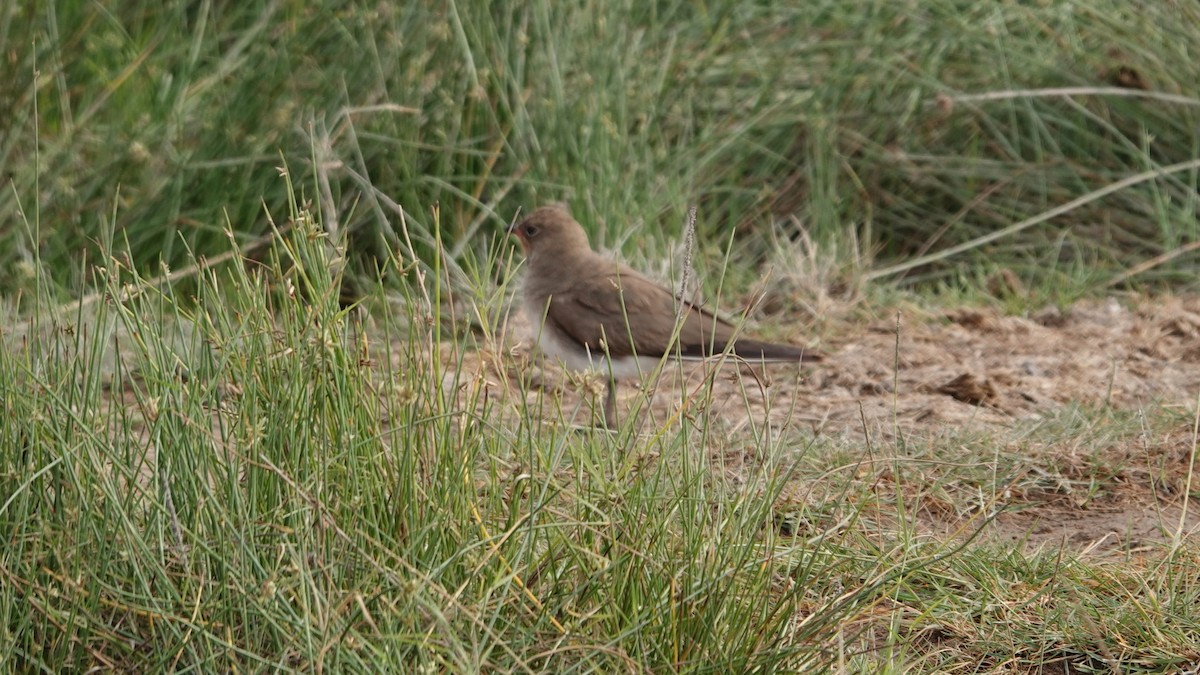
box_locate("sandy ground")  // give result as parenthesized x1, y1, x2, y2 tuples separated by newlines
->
(63, 289, 1200, 558)
(493, 294, 1200, 556)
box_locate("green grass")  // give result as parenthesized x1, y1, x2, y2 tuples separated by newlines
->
(0, 193, 885, 671)
(3, 1, 1199, 297)
(4, 178, 1200, 671)
(4, 0, 1200, 672)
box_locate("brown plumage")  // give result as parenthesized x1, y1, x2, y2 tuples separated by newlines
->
(510, 204, 820, 428)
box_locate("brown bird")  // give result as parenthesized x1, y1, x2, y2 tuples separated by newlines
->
(510, 204, 821, 428)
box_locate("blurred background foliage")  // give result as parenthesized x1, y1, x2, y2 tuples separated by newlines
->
(2, 0, 1198, 300)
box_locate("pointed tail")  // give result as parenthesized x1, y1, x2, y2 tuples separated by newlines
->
(728, 338, 823, 363)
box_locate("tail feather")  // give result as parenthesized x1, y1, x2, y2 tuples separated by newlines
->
(672, 336, 822, 362)
(729, 338, 822, 363)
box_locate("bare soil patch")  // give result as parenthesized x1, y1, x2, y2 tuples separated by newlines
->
(73, 292, 1200, 557)
(496, 295, 1200, 555)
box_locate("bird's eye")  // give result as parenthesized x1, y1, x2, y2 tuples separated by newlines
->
(524, 225, 539, 237)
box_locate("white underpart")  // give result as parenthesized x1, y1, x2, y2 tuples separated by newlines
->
(525, 298, 660, 380)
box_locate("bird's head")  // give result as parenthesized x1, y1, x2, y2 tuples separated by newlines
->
(509, 204, 593, 263)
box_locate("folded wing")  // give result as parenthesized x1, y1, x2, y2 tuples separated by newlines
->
(546, 264, 814, 362)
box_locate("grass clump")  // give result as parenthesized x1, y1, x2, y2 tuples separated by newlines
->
(4, 1, 1200, 672)
(0, 178, 893, 671)
(3, 1, 1199, 299)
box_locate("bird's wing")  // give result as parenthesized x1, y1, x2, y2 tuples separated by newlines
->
(548, 265, 736, 359)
